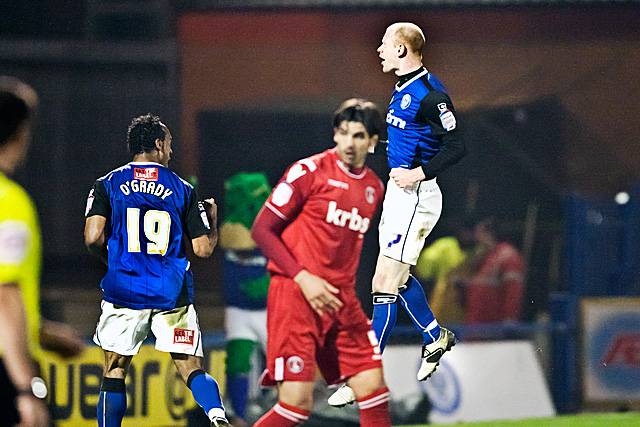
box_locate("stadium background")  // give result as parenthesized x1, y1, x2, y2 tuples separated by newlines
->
(1, 0, 639, 425)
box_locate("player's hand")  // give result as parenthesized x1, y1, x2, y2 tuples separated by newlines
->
(389, 167, 425, 189)
(203, 198, 218, 224)
(40, 319, 86, 359)
(294, 270, 343, 316)
(16, 394, 49, 427)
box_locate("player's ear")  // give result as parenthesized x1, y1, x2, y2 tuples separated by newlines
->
(398, 44, 407, 58)
(367, 135, 379, 154)
(154, 138, 164, 152)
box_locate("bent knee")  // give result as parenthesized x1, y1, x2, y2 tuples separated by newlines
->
(280, 395, 313, 412)
(349, 368, 387, 398)
(372, 273, 400, 294)
(279, 384, 314, 411)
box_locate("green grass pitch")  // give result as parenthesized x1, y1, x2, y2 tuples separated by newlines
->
(402, 412, 640, 427)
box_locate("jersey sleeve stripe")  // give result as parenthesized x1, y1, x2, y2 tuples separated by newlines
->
(265, 202, 288, 221)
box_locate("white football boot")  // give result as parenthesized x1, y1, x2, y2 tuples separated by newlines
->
(417, 327, 456, 381)
(327, 383, 356, 408)
(211, 417, 231, 427)
(209, 408, 232, 427)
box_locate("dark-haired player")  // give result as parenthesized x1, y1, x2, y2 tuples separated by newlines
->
(84, 114, 230, 427)
(251, 99, 391, 427)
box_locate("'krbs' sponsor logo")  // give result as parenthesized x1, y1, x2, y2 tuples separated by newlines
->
(325, 201, 371, 234)
(602, 334, 640, 368)
(173, 328, 194, 345)
(134, 167, 158, 181)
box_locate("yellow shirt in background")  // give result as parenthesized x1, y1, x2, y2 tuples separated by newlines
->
(0, 171, 41, 359)
(415, 236, 467, 323)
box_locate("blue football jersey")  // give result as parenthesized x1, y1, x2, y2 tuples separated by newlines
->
(223, 248, 269, 310)
(85, 161, 210, 309)
(386, 69, 458, 169)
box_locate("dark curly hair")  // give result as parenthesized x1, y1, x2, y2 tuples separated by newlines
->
(333, 98, 384, 138)
(127, 113, 167, 155)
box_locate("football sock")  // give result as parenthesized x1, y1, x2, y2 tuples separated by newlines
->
(226, 374, 249, 419)
(253, 402, 310, 427)
(371, 292, 398, 352)
(399, 275, 441, 344)
(187, 370, 225, 421)
(357, 387, 391, 427)
(97, 377, 126, 427)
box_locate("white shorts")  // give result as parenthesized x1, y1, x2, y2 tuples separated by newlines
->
(93, 301, 204, 357)
(225, 307, 267, 348)
(378, 178, 442, 265)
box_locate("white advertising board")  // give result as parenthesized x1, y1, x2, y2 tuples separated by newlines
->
(383, 341, 555, 423)
(582, 297, 640, 404)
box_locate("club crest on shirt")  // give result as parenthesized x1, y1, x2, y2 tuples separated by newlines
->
(287, 356, 304, 374)
(401, 94, 412, 110)
(134, 167, 158, 181)
(365, 186, 376, 204)
(173, 328, 195, 345)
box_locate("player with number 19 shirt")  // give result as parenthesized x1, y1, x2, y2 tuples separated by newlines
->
(86, 160, 207, 309)
(84, 114, 230, 427)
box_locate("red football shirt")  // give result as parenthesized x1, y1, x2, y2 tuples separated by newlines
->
(263, 148, 384, 288)
(465, 242, 525, 323)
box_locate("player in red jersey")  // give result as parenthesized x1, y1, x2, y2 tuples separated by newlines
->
(251, 99, 391, 427)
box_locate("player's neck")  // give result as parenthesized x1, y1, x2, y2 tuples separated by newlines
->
(0, 146, 19, 176)
(480, 238, 497, 251)
(396, 60, 424, 77)
(350, 165, 365, 174)
(132, 153, 162, 165)
(0, 158, 10, 175)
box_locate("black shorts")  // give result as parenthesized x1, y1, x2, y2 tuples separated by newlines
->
(0, 358, 20, 426)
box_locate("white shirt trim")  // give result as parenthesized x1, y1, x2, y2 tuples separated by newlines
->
(265, 202, 288, 221)
(335, 160, 367, 180)
(395, 68, 429, 92)
(129, 161, 164, 166)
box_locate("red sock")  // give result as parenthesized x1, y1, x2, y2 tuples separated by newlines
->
(357, 387, 391, 427)
(253, 402, 310, 427)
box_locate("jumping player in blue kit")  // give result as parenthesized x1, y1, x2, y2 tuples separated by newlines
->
(84, 114, 231, 426)
(329, 22, 466, 407)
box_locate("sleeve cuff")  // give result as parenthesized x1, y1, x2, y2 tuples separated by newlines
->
(421, 166, 436, 181)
